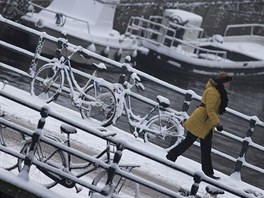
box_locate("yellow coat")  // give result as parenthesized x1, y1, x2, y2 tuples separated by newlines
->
(183, 79, 221, 139)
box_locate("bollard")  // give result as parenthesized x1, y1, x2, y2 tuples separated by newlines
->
(190, 172, 202, 195)
(231, 118, 256, 178)
(18, 105, 49, 180)
(181, 92, 192, 113)
(101, 143, 124, 196)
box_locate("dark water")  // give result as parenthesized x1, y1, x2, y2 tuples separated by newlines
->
(1, 33, 264, 191)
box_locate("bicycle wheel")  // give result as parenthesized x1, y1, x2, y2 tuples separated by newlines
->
(0, 125, 25, 170)
(144, 114, 185, 149)
(89, 170, 108, 196)
(18, 141, 66, 188)
(80, 84, 116, 127)
(31, 63, 63, 103)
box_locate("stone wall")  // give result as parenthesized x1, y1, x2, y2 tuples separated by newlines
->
(1, 0, 264, 36)
(115, 0, 264, 36)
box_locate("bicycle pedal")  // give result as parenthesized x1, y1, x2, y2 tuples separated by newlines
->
(133, 131, 139, 138)
(75, 185, 83, 193)
(53, 92, 60, 101)
(97, 127, 107, 132)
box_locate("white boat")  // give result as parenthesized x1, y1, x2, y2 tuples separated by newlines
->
(20, 0, 146, 65)
(125, 9, 264, 76)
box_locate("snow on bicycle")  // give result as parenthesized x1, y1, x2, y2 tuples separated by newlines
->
(105, 63, 186, 149)
(30, 39, 117, 127)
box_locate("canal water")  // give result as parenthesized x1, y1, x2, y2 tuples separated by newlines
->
(0, 33, 264, 190)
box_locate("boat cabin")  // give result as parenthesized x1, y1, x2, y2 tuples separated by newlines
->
(162, 9, 203, 41)
(126, 9, 204, 53)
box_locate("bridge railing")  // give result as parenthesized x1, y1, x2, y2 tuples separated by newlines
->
(0, 83, 255, 198)
(0, 87, 186, 198)
(0, 15, 264, 195)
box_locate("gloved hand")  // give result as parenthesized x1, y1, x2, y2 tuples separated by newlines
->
(216, 124, 223, 132)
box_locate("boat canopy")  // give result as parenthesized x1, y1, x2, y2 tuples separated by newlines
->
(163, 9, 203, 28)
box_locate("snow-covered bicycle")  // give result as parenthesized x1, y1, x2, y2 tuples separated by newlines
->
(17, 123, 140, 196)
(103, 65, 186, 149)
(30, 40, 117, 126)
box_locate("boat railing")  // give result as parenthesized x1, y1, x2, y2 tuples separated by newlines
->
(149, 15, 163, 23)
(224, 23, 264, 37)
(126, 16, 227, 61)
(27, 2, 91, 34)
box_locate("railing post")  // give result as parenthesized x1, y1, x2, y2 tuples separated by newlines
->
(101, 143, 124, 196)
(181, 92, 192, 112)
(190, 172, 202, 195)
(230, 118, 256, 180)
(18, 105, 49, 180)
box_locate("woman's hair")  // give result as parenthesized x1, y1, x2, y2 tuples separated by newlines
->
(215, 83, 228, 114)
(212, 72, 231, 114)
(213, 72, 232, 84)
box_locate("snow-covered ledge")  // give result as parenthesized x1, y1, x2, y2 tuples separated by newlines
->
(0, 168, 63, 198)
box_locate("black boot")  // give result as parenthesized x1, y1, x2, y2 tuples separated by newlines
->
(166, 153, 176, 162)
(206, 174, 220, 180)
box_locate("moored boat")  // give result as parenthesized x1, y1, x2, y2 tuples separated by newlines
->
(20, 0, 147, 65)
(125, 9, 264, 76)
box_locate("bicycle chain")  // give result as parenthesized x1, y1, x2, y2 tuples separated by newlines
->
(29, 35, 45, 77)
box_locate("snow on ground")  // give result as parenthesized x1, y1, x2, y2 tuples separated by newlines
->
(0, 82, 263, 198)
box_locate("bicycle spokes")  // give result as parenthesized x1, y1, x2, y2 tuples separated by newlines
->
(80, 85, 116, 126)
(144, 115, 184, 149)
(31, 63, 63, 103)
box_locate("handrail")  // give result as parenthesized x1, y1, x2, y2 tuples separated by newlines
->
(0, 89, 184, 198)
(26, 2, 92, 36)
(1, 39, 264, 195)
(0, 86, 255, 198)
(224, 23, 264, 37)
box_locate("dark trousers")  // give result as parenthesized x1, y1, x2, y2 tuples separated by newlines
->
(166, 130, 214, 175)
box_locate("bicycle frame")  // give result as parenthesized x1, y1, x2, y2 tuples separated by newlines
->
(115, 89, 179, 137)
(31, 130, 114, 189)
(111, 71, 185, 147)
(31, 43, 117, 126)
(53, 57, 99, 106)
(123, 91, 159, 131)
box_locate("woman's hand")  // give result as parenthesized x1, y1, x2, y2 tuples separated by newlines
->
(216, 123, 223, 132)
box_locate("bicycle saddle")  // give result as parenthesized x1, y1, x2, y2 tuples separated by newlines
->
(92, 63, 107, 71)
(60, 123, 77, 134)
(156, 95, 170, 108)
(205, 185, 224, 195)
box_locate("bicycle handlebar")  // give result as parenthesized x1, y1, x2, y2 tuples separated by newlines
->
(121, 72, 145, 91)
(130, 72, 145, 91)
(56, 39, 107, 71)
(56, 38, 91, 61)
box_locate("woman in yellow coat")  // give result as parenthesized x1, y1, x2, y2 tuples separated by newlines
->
(166, 72, 232, 180)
